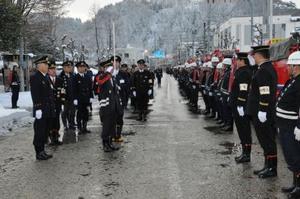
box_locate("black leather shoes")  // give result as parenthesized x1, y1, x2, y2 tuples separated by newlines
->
(36, 151, 53, 160)
(258, 167, 277, 178)
(235, 154, 250, 164)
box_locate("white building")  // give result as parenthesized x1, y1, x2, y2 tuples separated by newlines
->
(116, 46, 146, 66)
(215, 15, 300, 51)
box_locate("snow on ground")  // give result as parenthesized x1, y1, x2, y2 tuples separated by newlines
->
(0, 92, 32, 135)
(0, 91, 32, 109)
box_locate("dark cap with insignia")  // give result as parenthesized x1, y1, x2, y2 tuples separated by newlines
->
(110, 56, 122, 62)
(121, 64, 128, 68)
(48, 59, 56, 69)
(251, 45, 270, 54)
(62, 60, 73, 67)
(34, 56, 49, 65)
(237, 52, 249, 60)
(99, 59, 111, 68)
(75, 61, 88, 68)
(137, 59, 146, 64)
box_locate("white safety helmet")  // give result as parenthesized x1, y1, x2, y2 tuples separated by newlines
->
(211, 56, 219, 63)
(222, 58, 232, 66)
(207, 61, 213, 69)
(287, 51, 300, 65)
(216, 63, 223, 69)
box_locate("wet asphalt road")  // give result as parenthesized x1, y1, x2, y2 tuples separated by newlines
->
(0, 74, 292, 199)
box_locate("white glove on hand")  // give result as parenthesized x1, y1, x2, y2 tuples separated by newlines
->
(112, 69, 118, 77)
(237, 106, 245, 117)
(294, 127, 300, 141)
(73, 99, 78, 106)
(35, 110, 42, 119)
(258, 111, 267, 123)
(148, 90, 152, 96)
(89, 98, 93, 103)
(133, 91, 136, 97)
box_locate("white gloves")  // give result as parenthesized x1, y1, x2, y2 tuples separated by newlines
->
(35, 110, 42, 119)
(89, 98, 93, 103)
(237, 106, 245, 117)
(258, 111, 267, 123)
(294, 127, 300, 141)
(148, 90, 152, 96)
(73, 99, 78, 106)
(112, 69, 118, 77)
(133, 91, 136, 97)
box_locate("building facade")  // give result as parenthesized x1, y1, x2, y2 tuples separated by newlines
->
(215, 15, 300, 51)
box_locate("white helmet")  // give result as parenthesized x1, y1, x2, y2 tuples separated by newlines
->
(211, 56, 219, 63)
(216, 63, 223, 69)
(222, 58, 232, 66)
(287, 51, 300, 65)
(207, 61, 213, 68)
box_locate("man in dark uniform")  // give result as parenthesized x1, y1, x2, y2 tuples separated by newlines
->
(48, 60, 63, 145)
(230, 52, 253, 163)
(155, 67, 163, 87)
(111, 56, 126, 143)
(247, 45, 278, 178)
(96, 64, 123, 152)
(116, 63, 130, 110)
(30, 56, 55, 160)
(132, 59, 153, 121)
(276, 51, 300, 198)
(73, 61, 94, 134)
(59, 61, 76, 131)
(94, 60, 110, 97)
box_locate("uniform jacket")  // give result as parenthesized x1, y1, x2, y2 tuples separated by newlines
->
(276, 75, 300, 128)
(230, 66, 252, 108)
(246, 61, 277, 118)
(97, 73, 123, 117)
(49, 75, 64, 111)
(59, 71, 75, 103)
(132, 70, 153, 95)
(30, 71, 55, 118)
(73, 73, 93, 104)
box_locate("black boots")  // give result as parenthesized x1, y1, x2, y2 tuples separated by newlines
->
(282, 173, 296, 193)
(288, 173, 300, 199)
(254, 156, 268, 175)
(36, 151, 53, 160)
(255, 156, 277, 179)
(102, 138, 120, 152)
(235, 144, 251, 164)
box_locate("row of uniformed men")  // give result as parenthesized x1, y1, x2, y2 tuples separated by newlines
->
(30, 55, 155, 159)
(173, 46, 300, 199)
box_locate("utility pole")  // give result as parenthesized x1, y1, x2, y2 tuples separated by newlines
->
(269, 0, 273, 40)
(247, 0, 254, 45)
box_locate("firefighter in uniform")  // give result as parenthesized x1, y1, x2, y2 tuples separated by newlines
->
(111, 56, 126, 143)
(220, 57, 233, 132)
(30, 56, 55, 160)
(59, 61, 76, 131)
(276, 51, 300, 198)
(48, 60, 64, 145)
(73, 61, 94, 134)
(230, 52, 253, 163)
(247, 45, 278, 178)
(132, 59, 153, 121)
(97, 64, 123, 152)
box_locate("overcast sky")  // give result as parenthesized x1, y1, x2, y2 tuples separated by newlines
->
(65, 0, 300, 22)
(65, 0, 124, 22)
